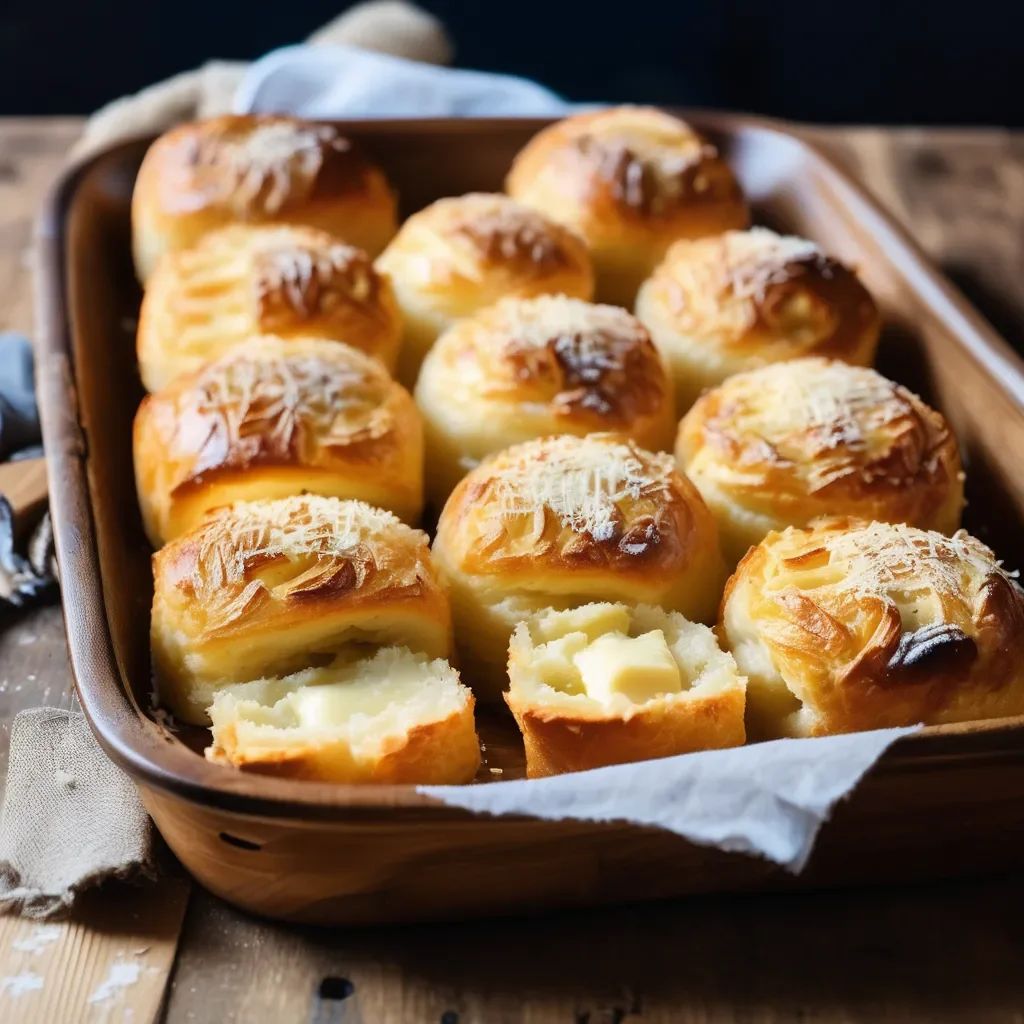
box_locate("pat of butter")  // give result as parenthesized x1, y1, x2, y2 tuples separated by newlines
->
(291, 684, 355, 728)
(572, 629, 682, 705)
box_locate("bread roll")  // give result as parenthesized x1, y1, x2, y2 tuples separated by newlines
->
(721, 518, 1024, 739)
(132, 115, 397, 283)
(151, 495, 451, 723)
(677, 359, 965, 567)
(506, 602, 745, 777)
(206, 648, 480, 785)
(635, 228, 881, 413)
(375, 192, 594, 385)
(506, 106, 748, 307)
(414, 295, 675, 508)
(137, 224, 402, 391)
(432, 433, 726, 701)
(134, 336, 424, 547)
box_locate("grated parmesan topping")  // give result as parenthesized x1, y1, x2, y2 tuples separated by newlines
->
(194, 495, 411, 587)
(181, 338, 392, 462)
(190, 120, 351, 215)
(660, 228, 831, 337)
(489, 435, 675, 541)
(774, 521, 1011, 612)
(729, 359, 904, 438)
(254, 240, 375, 319)
(489, 294, 642, 353)
(828, 521, 1001, 593)
(704, 359, 927, 493)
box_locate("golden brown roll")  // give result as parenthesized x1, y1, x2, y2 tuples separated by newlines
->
(414, 295, 676, 508)
(506, 602, 745, 777)
(506, 106, 748, 307)
(132, 115, 397, 283)
(134, 336, 424, 547)
(206, 648, 480, 785)
(635, 228, 882, 413)
(432, 433, 726, 701)
(720, 518, 1024, 740)
(374, 192, 594, 385)
(137, 223, 402, 391)
(151, 495, 452, 724)
(676, 359, 965, 567)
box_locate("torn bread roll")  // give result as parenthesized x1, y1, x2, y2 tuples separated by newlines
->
(134, 336, 424, 547)
(432, 433, 726, 702)
(151, 495, 452, 724)
(506, 602, 745, 777)
(375, 192, 594, 385)
(414, 295, 675, 509)
(132, 114, 397, 283)
(137, 223, 402, 391)
(676, 358, 965, 567)
(206, 647, 480, 784)
(506, 106, 748, 306)
(721, 518, 1024, 740)
(635, 228, 881, 413)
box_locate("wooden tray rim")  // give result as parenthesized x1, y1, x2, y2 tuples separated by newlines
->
(34, 113, 1024, 823)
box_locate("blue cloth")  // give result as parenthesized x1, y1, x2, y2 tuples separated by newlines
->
(0, 333, 40, 462)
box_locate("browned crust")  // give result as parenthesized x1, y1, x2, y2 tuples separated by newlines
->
(720, 518, 1024, 736)
(647, 232, 881, 358)
(144, 114, 385, 217)
(505, 688, 745, 777)
(506, 107, 748, 236)
(436, 298, 671, 431)
(207, 698, 480, 784)
(378, 193, 593, 290)
(152, 497, 445, 639)
(678, 359, 964, 530)
(138, 339, 408, 491)
(433, 435, 715, 584)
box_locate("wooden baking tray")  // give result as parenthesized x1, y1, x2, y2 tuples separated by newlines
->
(34, 116, 1024, 926)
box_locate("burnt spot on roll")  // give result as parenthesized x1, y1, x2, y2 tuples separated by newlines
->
(886, 622, 978, 679)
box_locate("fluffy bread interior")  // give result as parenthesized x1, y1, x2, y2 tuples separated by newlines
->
(206, 646, 480, 784)
(508, 602, 743, 716)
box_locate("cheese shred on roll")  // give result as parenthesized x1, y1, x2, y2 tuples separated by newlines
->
(635, 228, 881, 413)
(375, 192, 594, 385)
(151, 495, 452, 725)
(507, 106, 748, 306)
(721, 518, 1024, 740)
(432, 433, 726, 702)
(506, 602, 745, 777)
(137, 224, 402, 391)
(134, 336, 424, 547)
(677, 359, 965, 567)
(132, 114, 397, 283)
(415, 295, 676, 508)
(206, 648, 480, 785)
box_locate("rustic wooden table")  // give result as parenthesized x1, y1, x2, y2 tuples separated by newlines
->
(1, 117, 1024, 1024)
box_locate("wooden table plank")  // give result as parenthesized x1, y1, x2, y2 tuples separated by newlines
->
(3, 117, 1024, 1024)
(0, 880, 190, 1024)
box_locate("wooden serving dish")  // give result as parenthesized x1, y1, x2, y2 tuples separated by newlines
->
(35, 116, 1024, 926)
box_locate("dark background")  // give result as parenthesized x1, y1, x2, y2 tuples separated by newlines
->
(2, 0, 1023, 124)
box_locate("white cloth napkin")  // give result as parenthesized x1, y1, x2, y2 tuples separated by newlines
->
(234, 44, 571, 118)
(422, 728, 917, 872)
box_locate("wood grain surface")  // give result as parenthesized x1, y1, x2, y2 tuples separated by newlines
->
(4, 117, 1024, 1023)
